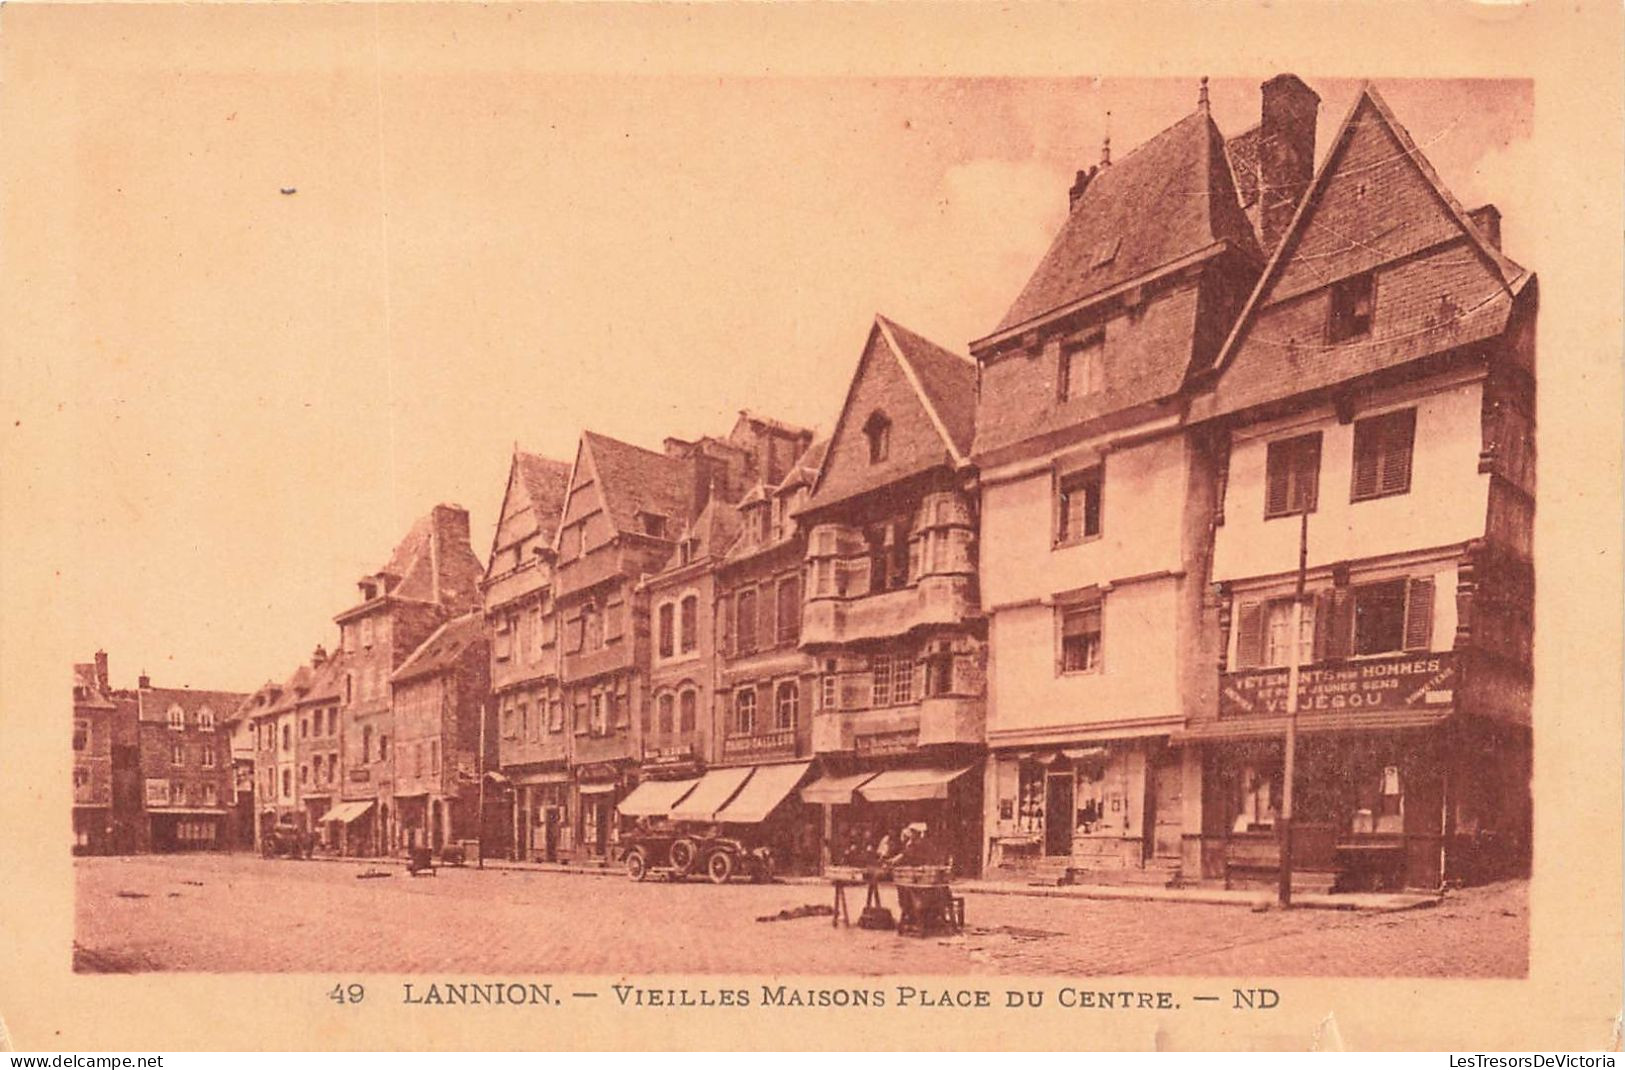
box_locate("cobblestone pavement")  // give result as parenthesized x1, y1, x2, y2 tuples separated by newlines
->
(74, 854, 1527, 977)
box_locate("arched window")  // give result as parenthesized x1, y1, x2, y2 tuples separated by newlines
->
(775, 681, 798, 730)
(679, 689, 697, 734)
(167, 704, 186, 731)
(657, 602, 675, 659)
(735, 689, 757, 735)
(197, 705, 214, 730)
(863, 411, 891, 464)
(680, 595, 699, 654)
(657, 693, 675, 735)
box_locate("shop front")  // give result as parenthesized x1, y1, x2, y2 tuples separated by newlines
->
(512, 767, 572, 862)
(984, 738, 1179, 881)
(800, 755, 983, 877)
(317, 799, 376, 857)
(572, 762, 631, 860)
(146, 808, 228, 852)
(73, 805, 111, 855)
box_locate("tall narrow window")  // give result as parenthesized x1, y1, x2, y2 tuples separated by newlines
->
(776, 577, 800, 644)
(735, 689, 757, 735)
(736, 590, 758, 654)
(871, 654, 893, 707)
(1059, 333, 1104, 402)
(1057, 466, 1104, 543)
(679, 595, 699, 654)
(1328, 273, 1376, 342)
(1351, 408, 1417, 501)
(863, 411, 891, 464)
(168, 704, 186, 731)
(73, 720, 88, 752)
(1264, 598, 1317, 668)
(657, 693, 675, 735)
(679, 690, 697, 733)
(1264, 433, 1321, 518)
(775, 681, 798, 730)
(657, 603, 675, 659)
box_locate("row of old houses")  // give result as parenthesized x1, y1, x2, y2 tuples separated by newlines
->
(74, 76, 1535, 892)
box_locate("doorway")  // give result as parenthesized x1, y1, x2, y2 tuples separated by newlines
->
(1151, 749, 1183, 860)
(1044, 773, 1075, 856)
(543, 807, 560, 862)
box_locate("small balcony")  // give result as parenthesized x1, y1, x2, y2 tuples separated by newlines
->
(720, 727, 798, 762)
(801, 575, 978, 647)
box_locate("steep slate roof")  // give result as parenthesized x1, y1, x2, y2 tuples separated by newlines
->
(298, 653, 349, 705)
(512, 452, 572, 543)
(580, 431, 697, 534)
(136, 685, 250, 724)
(879, 316, 978, 459)
(686, 496, 743, 563)
(392, 611, 486, 685)
(1196, 84, 1528, 420)
(265, 665, 313, 715)
(227, 680, 281, 725)
(989, 110, 1261, 337)
(776, 439, 828, 492)
(803, 316, 976, 513)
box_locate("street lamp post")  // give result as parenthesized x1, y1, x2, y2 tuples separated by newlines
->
(1278, 508, 1310, 908)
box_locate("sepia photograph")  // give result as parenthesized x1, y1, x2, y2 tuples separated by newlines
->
(3, 0, 1620, 1054)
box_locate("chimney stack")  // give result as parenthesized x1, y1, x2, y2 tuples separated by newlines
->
(94, 650, 109, 691)
(1068, 167, 1096, 210)
(1258, 74, 1320, 253)
(138, 671, 151, 690)
(311, 644, 328, 668)
(1468, 204, 1502, 250)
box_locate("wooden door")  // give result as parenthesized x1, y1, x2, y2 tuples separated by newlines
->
(1152, 752, 1183, 859)
(1044, 773, 1075, 856)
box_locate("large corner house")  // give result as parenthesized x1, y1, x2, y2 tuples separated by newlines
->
(75, 75, 1532, 893)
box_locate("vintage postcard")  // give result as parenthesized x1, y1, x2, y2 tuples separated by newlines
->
(1, 0, 1620, 1053)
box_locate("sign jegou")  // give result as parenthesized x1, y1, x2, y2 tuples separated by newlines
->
(1219, 653, 1456, 718)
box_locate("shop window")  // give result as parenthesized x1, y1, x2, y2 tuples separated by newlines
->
(657, 603, 675, 659)
(1057, 466, 1103, 544)
(1058, 332, 1104, 402)
(1059, 605, 1102, 674)
(73, 720, 88, 752)
(658, 693, 675, 735)
(1232, 763, 1280, 832)
(1352, 765, 1405, 835)
(680, 595, 699, 654)
(736, 590, 758, 654)
(734, 689, 757, 735)
(1328, 272, 1375, 343)
(679, 690, 697, 734)
(775, 578, 799, 645)
(1265, 433, 1321, 518)
(774, 681, 798, 730)
(863, 411, 890, 464)
(1351, 408, 1417, 501)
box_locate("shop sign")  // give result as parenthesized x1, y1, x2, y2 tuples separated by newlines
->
(348, 768, 370, 782)
(855, 729, 917, 758)
(144, 779, 171, 807)
(1220, 652, 1456, 719)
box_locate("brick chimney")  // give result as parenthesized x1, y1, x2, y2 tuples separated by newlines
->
(1068, 167, 1096, 211)
(94, 650, 109, 691)
(1469, 204, 1502, 249)
(1257, 74, 1320, 253)
(311, 644, 328, 669)
(138, 670, 151, 690)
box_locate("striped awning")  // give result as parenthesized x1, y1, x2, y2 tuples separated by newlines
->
(316, 800, 374, 824)
(799, 771, 880, 806)
(617, 777, 700, 818)
(668, 766, 754, 823)
(857, 766, 974, 803)
(714, 762, 812, 824)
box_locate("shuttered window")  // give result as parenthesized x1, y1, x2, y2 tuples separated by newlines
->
(1057, 466, 1104, 543)
(1351, 408, 1417, 501)
(1264, 433, 1321, 518)
(1059, 604, 1103, 673)
(1235, 601, 1267, 668)
(1403, 576, 1435, 651)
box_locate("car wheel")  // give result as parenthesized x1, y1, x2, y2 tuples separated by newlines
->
(706, 849, 735, 885)
(626, 849, 648, 882)
(669, 838, 697, 875)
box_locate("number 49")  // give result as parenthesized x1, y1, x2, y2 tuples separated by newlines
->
(328, 983, 365, 1005)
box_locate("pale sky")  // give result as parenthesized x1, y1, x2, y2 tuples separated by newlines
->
(3, 7, 1533, 692)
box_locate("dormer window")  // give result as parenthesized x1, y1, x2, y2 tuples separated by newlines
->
(863, 412, 891, 464)
(167, 704, 186, 731)
(1328, 273, 1376, 342)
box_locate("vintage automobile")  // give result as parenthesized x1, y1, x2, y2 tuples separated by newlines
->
(260, 817, 314, 860)
(622, 827, 774, 884)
